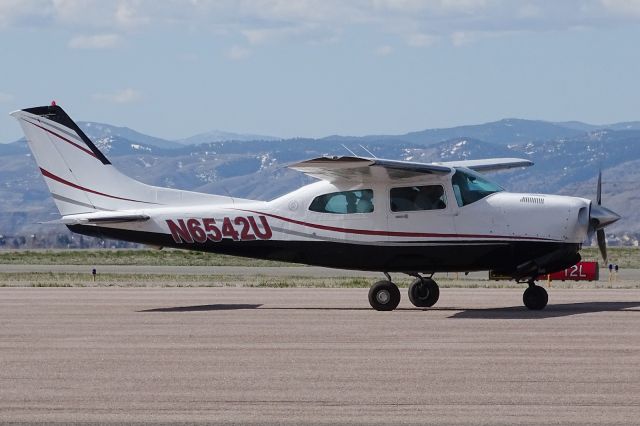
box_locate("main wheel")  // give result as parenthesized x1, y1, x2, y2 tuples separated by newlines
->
(523, 285, 548, 310)
(408, 277, 440, 308)
(368, 280, 401, 311)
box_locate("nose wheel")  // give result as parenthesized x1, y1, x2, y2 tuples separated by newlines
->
(368, 280, 401, 311)
(523, 282, 548, 310)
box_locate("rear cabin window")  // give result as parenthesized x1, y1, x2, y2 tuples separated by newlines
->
(390, 185, 447, 212)
(309, 189, 374, 214)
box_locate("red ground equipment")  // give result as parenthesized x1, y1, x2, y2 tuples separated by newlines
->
(544, 261, 599, 282)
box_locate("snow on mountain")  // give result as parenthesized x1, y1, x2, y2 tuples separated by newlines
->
(79, 122, 183, 150)
(176, 130, 281, 145)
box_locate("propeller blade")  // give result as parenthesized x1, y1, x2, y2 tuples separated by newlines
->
(597, 229, 607, 264)
(596, 170, 602, 206)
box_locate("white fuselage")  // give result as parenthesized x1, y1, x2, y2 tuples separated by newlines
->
(69, 173, 590, 273)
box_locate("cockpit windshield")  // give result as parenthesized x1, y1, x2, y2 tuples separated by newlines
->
(451, 168, 504, 207)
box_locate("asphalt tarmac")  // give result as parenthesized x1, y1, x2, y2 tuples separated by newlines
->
(1, 287, 639, 424)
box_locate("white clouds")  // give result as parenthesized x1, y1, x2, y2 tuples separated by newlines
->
(114, 1, 150, 28)
(601, 0, 640, 17)
(92, 88, 142, 104)
(49, 0, 117, 29)
(68, 34, 121, 49)
(516, 3, 542, 19)
(372, 0, 488, 15)
(0, 92, 14, 103)
(375, 45, 393, 56)
(241, 23, 340, 46)
(0, 0, 52, 29)
(242, 26, 305, 45)
(451, 31, 474, 47)
(226, 45, 251, 60)
(406, 33, 438, 47)
(3, 1, 640, 49)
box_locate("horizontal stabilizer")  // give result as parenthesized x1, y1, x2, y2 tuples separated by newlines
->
(42, 213, 150, 225)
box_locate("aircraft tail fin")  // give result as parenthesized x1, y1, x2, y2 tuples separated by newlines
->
(11, 104, 232, 216)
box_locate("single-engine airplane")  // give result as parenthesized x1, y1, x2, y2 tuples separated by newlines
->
(11, 104, 621, 311)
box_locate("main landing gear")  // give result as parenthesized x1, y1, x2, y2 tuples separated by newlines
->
(408, 276, 440, 308)
(368, 279, 401, 311)
(522, 280, 548, 310)
(368, 273, 440, 311)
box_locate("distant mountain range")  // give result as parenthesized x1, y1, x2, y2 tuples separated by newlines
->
(175, 129, 281, 145)
(4, 121, 282, 152)
(1, 118, 639, 247)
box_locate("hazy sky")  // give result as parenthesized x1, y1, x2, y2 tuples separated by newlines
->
(1, 0, 640, 142)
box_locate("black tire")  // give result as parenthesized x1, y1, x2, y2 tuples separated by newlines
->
(368, 280, 401, 311)
(523, 285, 548, 310)
(408, 277, 440, 308)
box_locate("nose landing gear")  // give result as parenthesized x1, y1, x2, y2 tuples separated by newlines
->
(522, 281, 548, 310)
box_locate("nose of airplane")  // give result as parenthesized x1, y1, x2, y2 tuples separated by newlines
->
(590, 204, 621, 229)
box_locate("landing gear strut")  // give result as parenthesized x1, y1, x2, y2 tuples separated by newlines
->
(408, 276, 440, 308)
(523, 281, 548, 310)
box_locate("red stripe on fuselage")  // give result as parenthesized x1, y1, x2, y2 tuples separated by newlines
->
(25, 119, 98, 159)
(236, 209, 554, 241)
(39, 168, 157, 204)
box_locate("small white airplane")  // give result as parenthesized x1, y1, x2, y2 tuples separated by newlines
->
(11, 104, 621, 311)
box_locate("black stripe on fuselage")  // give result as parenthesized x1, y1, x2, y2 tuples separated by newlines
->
(67, 224, 580, 273)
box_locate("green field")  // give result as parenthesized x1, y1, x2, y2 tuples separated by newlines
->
(0, 247, 638, 267)
(0, 249, 293, 267)
(577, 247, 639, 268)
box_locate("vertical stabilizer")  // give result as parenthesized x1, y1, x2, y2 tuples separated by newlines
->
(11, 104, 237, 216)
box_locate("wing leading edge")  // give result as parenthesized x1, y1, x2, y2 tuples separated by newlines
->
(435, 158, 534, 173)
(289, 156, 532, 182)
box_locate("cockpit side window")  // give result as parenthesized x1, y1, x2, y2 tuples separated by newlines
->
(309, 189, 374, 214)
(390, 185, 447, 212)
(451, 168, 504, 207)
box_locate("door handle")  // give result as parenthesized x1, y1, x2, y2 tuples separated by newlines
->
(394, 214, 408, 219)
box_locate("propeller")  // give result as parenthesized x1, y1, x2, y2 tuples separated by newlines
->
(589, 170, 620, 265)
(596, 170, 602, 205)
(596, 227, 607, 265)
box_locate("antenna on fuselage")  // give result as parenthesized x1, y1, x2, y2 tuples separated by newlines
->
(221, 185, 235, 205)
(359, 144, 377, 159)
(341, 144, 357, 156)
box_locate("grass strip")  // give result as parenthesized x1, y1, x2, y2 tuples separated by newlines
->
(0, 249, 295, 267)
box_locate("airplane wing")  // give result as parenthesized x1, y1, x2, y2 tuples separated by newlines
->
(288, 156, 532, 182)
(288, 156, 452, 182)
(434, 158, 533, 173)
